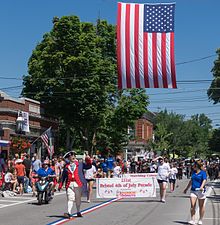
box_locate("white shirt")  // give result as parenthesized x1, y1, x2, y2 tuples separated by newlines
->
(157, 162, 170, 181)
(4, 172, 13, 183)
(150, 164, 157, 172)
(169, 167, 178, 179)
(113, 166, 121, 178)
(84, 165, 96, 179)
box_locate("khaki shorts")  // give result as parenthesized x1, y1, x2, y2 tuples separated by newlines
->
(190, 190, 206, 199)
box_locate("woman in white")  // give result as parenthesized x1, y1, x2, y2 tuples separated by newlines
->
(83, 156, 96, 203)
(169, 163, 178, 192)
(154, 156, 170, 203)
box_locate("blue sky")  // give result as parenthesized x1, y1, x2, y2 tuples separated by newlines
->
(0, 0, 219, 126)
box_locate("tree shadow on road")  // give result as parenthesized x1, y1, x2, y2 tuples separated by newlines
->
(207, 194, 220, 203)
(170, 195, 189, 199)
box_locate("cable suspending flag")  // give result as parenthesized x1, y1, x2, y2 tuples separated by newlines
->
(117, 2, 177, 89)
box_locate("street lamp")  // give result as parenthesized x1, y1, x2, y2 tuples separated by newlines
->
(16, 112, 24, 134)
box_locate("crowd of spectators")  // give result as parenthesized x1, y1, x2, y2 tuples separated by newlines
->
(0, 152, 219, 198)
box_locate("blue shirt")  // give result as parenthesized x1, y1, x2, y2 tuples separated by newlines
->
(191, 170, 207, 191)
(37, 167, 55, 177)
(101, 162, 108, 173)
(107, 157, 114, 170)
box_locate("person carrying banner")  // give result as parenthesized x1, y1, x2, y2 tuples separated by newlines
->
(58, 151, 83, 218)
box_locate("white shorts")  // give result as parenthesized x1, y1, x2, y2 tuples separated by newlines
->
(190, 190, 206, 199)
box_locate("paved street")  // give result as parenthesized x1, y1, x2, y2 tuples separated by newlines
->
(0, 178, 219, 225)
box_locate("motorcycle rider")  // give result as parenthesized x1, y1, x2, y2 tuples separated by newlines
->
(36, 160, 56, 196)
(58, 151, 83, 218)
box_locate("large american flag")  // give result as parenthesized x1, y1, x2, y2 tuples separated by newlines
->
(40, 127, 53, 155)
(117, 2, 177, 89)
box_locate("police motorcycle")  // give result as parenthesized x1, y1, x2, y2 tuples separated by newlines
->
(34, 160, 56, 205)
(35, 175, 54, 205)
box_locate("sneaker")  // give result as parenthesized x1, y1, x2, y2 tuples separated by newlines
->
(63, 213, 71, 219)
(87, 199, 91, 203)
(198, 220, 203, 225)
(188, 220, 195, 225)
(161, 199, 166, 203)
(77, 212, 83, 217)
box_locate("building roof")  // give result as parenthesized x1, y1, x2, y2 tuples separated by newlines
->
(142, 111, 156, 123)
(0, 90, 40, 105)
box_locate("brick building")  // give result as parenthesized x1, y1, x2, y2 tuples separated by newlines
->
(0, 91, 58, 159)
(126, 111, 155, 160)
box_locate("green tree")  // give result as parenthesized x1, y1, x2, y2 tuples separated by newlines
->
(95, 89, 149, 156)
(188, 114, 212, 157)
(22, 16, 149, 155)
(208, 128, 220, 153)
(154, 110, 185, 157)
(154, 111, 212, 158)
(207, 49, 220, 103)
(22, 16, 116, 153)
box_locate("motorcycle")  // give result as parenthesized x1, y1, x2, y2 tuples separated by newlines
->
(35, 176, 53, 205)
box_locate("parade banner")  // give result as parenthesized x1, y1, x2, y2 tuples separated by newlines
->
(122, 173, 159, 188)
(96, 177, 156, 198)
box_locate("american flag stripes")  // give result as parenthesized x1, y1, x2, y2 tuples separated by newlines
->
(40, 127, 53, 155)
(117, 2, 177, 89)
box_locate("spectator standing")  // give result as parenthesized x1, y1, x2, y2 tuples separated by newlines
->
(30, 154, 41, 197)
(14, 159, 26, 195)
(32, 153, 42, 173)
(106, 155, 115, 178)
(0, 153, 6, 173)
(23, 154, 32, 179)
(177, 163, 183, 179)
(150, 161, 157, 173)
(113, 162, 122, 178)
(7, 156, 14, 171)
(100, 159, 108, 178)
(130, 158, 137, 173)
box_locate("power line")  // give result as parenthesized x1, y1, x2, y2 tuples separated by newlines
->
(176, 54, 217, 65)
(0, 85, 23, 90)
(0, 54, 218, 81)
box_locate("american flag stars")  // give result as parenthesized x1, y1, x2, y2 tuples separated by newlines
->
(144, 4, 175, 33)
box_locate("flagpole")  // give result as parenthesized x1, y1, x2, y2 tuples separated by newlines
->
(49, 137, 53, 160)
(31, 135, 41, 146)
(31, 126, 52, 147)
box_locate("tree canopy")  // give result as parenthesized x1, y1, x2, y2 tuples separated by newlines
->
(153, 110, 212, 158)
(207, 49, 220, 104)
(22, 16, 149, 154)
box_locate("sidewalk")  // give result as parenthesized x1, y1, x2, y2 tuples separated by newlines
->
(204, 179, 220, 225)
